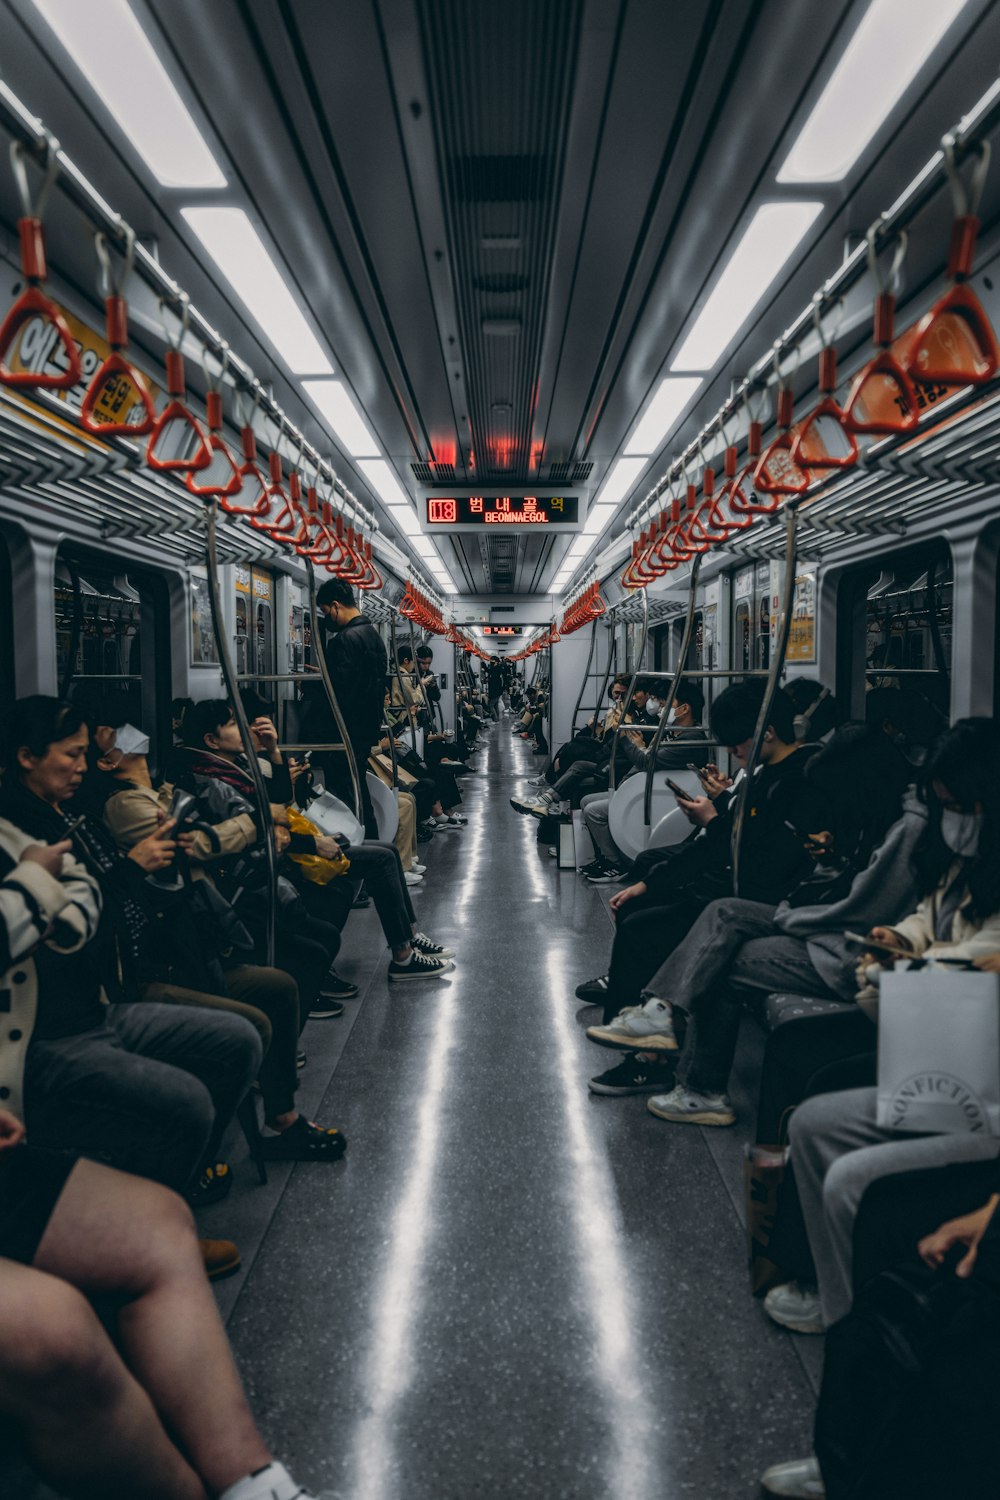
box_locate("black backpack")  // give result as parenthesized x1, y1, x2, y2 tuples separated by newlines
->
(815, 1229, 1000, 1499)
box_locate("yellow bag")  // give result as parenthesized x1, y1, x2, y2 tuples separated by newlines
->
(285, 806, 350, 885)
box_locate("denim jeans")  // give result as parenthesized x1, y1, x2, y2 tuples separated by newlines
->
(24, 1001, 262, 1191)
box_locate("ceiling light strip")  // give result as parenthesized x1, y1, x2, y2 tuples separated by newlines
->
(0, 80, 377, 535)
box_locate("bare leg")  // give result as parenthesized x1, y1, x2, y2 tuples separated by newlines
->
(0, 1259, 206, 1500)
(34, 1159, 271, 1496)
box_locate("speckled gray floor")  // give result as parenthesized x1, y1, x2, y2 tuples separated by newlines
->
(2, 719, 819, 1500)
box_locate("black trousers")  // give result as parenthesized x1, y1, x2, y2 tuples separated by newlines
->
(604, 893, 701, 1023)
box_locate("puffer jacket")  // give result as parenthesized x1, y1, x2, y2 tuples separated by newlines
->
(0, 818, 101, 1119)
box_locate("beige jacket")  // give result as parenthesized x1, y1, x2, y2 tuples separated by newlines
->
(890, 871, 1000, 963)
(0, 817, 102, 1120)
(104, 783, 257, 874)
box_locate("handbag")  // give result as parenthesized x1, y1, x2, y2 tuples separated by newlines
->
(877, 964, 1000, 1135)
(301, 787, 364, 847)
(285, 806, 350, 886)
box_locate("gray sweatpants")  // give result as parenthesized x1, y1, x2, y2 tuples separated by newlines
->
(580, 791, 622, 866)
(645, 897, 842, 1093)
(790, 1086, 1000, 1325)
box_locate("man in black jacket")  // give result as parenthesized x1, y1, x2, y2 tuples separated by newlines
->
(312, 578, 388, 838)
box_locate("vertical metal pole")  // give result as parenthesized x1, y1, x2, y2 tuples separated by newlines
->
(389, 614, 420, 754)
(731, 507, 799, 895)
(643, 555, 702, 825)
(305, 559, 362, 818)
(204, 498, 277, 967)
(609, 587, 649, 792)
(569, 617, 599, 737)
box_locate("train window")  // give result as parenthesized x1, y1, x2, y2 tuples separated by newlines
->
(837, 542, 953, 723)
(251, 568, 275, 682)
(54, 545, 170, 764)
(734, 600, 751, 673)
(235, 594, 249, 675)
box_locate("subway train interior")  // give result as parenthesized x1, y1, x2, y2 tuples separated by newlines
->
(2, 1, 1000, 1497)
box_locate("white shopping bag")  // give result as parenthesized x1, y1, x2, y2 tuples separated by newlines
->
(877, 965, 1000, 1135)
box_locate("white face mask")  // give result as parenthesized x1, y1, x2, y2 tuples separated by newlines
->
(940, 808, 983, 857)
(115, 723, 150, 756)
(666, 707, 677, 726)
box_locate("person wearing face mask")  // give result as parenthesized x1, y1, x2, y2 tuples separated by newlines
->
(756, 720, 1000, 1499)
(511, 677, 656, 819)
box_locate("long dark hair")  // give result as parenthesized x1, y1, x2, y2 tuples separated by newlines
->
(805, 722, 910, 870)
(913, 718, 1000, 920)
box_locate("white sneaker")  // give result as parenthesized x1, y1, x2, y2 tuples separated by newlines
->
(585, 998, 678, 1051)
(763, 1281, 825, 1335)
(760, 1456, 825, 1497)
(410, 861, 427, 874)
(646, 1085, 735, 1126)
(404, 870, 423, 886)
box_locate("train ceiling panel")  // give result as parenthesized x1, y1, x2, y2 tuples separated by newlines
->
(1, 0, 999, 595)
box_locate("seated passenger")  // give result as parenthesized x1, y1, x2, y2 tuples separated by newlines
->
(759, 718, 1000, 1341)
(588, 723, 910, 1120)
(511, 678, 655, 816)
(0, 698, 262, 1196)
(577, 677, 711, 883)
(0, 1125, 330, 1499)
(97, 730, 347, 1162)
(576, 680, 826, 1022)
(181, 701, 456, 983)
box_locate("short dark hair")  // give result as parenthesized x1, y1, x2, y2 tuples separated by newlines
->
(183, 698, 235, 750)
(416, 644, 433, 661)
(784, 677, 838, 740)
(634, 675, 658, 694)
(3, 696, 87, 777)
(316, 578, 356, 609)
(710, 681, 795, 746)
(397, 647, 414, 666)
(674, 677, 705, 722)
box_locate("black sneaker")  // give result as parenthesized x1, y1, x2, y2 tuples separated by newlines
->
(388, 949, 454, 981)
(322, 971, 360, 1000)
(352, 888, 371, 908)
(411, 931, 456, 959)
(586, 864, 625, 884)
(186, 1161, 233, 1206)
(589, 1054, 676, 1096)
(578, 858, 605, 877)
(308, 996, 345, 1019)
(417, 821, 437, 842)
(575, 974, 610, 1002)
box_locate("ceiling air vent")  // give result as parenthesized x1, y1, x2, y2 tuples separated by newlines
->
(432, 462, 456, 480)
(448, 155, 551, 204)
(572, 462, 594, 482)
(411, 462, 434, 482)
(548, 462, 573, 482)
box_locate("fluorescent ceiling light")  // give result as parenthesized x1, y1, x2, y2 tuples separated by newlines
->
(302, 381, 378, 458)
(357, 459, 412, 511)
(389, 506, 421, 538)
(582, 504, 618, 537)
(777, 0, 971, 184)
(593, 455, 650, 511)
(439, 581, 458, 594)
(625, 377, 702, 456)
(412, 537, 437, 559)
(181, 208, 331, 374)
(32, 0, 225, 189)
(670, 202, 823, 371)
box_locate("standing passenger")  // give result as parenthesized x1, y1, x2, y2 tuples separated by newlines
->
(310, 579, 388, 839)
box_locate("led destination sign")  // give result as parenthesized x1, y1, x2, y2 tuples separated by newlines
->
(425, 495, 580, 529)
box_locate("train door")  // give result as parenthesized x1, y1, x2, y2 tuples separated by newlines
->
(54, 544, 170, 766)
(732, 565, 753, 675)
(754, 560, 771, 671)
(251, 567, 275, 681)
(234, 565, 250, 676)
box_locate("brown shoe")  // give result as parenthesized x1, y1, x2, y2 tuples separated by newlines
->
(199, 1238, 241, 1281)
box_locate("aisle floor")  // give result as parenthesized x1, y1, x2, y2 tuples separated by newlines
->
(219, 722, 818, 1500)
(10, 720, 820, 1500)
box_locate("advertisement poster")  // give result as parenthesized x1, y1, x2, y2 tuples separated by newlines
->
(787, 572, 817, 663)
(189, 572, 219, 666)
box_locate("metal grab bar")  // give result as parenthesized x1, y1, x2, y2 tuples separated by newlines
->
(388, 615, 420, 758)
(608, 586, 649, 792)
(305, 560, 363, 819)
(204, 497, 277, 966)
(730, 507, 799, 896)
(642, 553, 703, 826)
